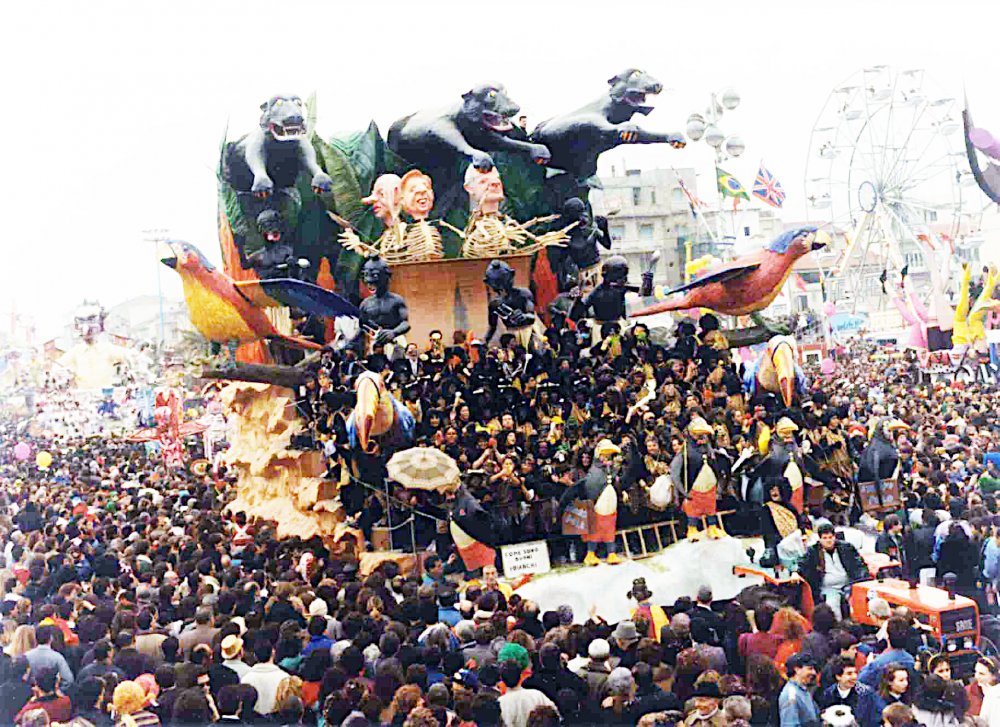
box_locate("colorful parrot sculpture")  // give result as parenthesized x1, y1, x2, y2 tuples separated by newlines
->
(126, 387, 207, 468)
(743, 335, 807, 408)
(346, 370, 415, 454)
(630, 227, 826, 317)
(160, 240, 359, 358)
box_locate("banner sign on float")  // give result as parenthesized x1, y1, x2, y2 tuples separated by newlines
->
(501, 540, 551, 579)
(829, 312, 868, 334)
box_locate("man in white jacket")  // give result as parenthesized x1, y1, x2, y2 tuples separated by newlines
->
(240, 641, 289, 716)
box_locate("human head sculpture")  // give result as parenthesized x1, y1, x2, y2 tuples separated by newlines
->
(363, 174, 403, 226)
(484, 260, 515, 295)
(400, 170, 435, 221)
(464, 165, 505, 214)
(361, 255, 392, 294)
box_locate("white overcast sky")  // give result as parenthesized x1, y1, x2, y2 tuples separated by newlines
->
(3, 0, 998, 336)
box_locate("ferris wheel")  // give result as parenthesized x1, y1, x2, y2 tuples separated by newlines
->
(804, 66, 976, 311)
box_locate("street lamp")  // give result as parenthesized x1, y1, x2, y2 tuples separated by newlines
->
(686, 88, 744, 164)
(681, 87, 745, 278)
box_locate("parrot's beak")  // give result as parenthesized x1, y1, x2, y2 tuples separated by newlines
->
(159, 241, 178, 269)
(355, 376, 380, 454)
(772, 344, 797, 408)
(811, 230, 831, 251)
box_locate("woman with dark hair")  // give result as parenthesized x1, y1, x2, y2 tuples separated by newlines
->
(911, 674, 967, 726)
(721, 602, 751, 676)
(745, 654, 784, 727)
(737, 604, 780, 664)
(878, 664, 911, 706)
(299, 649, 332, 710)
(671, 648, 708, 704)
(0, 656, 32, 725)
(936, 521, 978, 589)
(171, 688, 214, 725)
(800, 603, 837, 665)
(75, 675, 114, 727)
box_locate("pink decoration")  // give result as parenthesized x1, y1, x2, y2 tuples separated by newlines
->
(823, 301, 837, 317)
(820, 358, 836, 375)
(13, 442, 31, 461)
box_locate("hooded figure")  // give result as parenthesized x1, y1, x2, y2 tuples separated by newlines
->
(759, 480, 801, 568)
(752, 417, 809, 514)
(857, 418, 909, 508)
(560, 439, 623, 566)
(673, 417, 729, 541)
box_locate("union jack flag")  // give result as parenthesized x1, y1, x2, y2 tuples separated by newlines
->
(752, 161, 785, 208)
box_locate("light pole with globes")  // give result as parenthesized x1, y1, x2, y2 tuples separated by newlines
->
(683, 89, 745, 278)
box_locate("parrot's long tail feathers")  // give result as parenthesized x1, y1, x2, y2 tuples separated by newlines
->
(630, 296, 685, 317)
(274, 334, 325, 351)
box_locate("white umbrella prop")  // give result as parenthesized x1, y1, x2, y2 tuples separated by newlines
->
(386, 447, 461, 493)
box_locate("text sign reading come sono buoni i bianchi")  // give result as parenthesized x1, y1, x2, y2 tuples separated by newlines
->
(501, 540, 551, 579)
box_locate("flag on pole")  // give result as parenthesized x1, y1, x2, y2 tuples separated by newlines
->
(677, 176, 707, 217)
(752, 161, 786, 208)
(716, 167, 750, 201)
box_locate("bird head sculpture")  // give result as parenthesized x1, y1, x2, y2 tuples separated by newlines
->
(765, 336, 799, 408)
(766, 227, 829, 257)
(160, 240, 215, 274)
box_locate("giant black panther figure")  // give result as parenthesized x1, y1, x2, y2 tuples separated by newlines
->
(387, 84, 550, 213)
(224, 94, 332, 198)
(388, 83, 551, 174)
(532, 69, 686, 180)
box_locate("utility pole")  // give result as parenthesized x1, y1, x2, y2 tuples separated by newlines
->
(142, 228, 169, 353)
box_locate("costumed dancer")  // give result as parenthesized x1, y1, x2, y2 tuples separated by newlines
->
(446, 485, 497, 572)
(627, 577, 669, 642)
(560, 439, 624, 566)
(673, 417, 729, 541)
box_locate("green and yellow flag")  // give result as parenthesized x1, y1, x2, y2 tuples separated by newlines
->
(716, 167, 750, 200)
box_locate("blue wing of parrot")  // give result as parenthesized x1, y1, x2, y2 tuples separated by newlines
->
(257, 279, 360, 319)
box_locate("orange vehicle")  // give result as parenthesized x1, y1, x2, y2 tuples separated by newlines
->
(849, 578, 980, 673)
(735, 552, 983, 673)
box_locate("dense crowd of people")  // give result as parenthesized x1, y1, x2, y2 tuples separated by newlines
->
(4, 313, 1000, 727)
